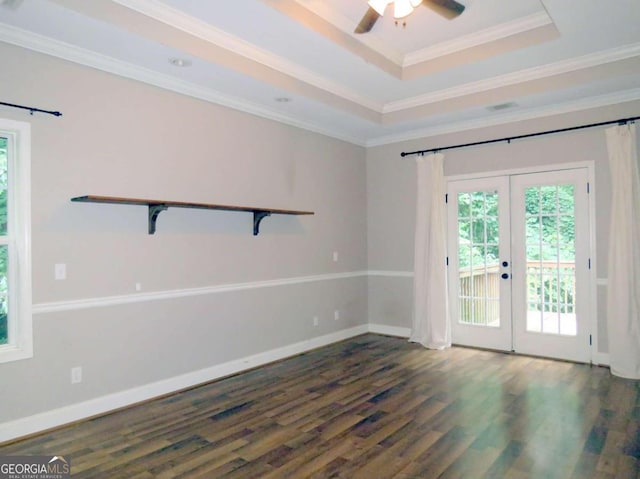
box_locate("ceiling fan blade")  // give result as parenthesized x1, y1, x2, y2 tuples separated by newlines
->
(423, 0, 465, 19)
(354, 6, 381, 34)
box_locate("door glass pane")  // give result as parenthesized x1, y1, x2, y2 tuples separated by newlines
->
(457, 190, 500, 328)
(458, 192, 470, 217)
(525, 185, 576, 336)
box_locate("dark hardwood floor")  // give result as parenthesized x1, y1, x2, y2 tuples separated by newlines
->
(1, 334, 638, 478)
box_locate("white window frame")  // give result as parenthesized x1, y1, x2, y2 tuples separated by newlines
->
(0, 118, 32, 363)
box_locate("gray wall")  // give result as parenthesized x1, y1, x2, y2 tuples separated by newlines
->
(0, 43, 367, 423)
(2, 36, 639, 431)
(367, 100, 640, 356)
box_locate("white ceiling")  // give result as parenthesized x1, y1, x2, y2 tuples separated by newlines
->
(1, 0, 640, 146)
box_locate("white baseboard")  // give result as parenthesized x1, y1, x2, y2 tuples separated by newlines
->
(368, 323, 411, 338)
(592, 352, 610, 367)
(1, 323, 609, 443)
(366, 323, 612, 367)
(0, 325, 368, 444)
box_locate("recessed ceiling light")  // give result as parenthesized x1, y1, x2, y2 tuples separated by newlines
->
(275, 97, 292, 103)
(169, 58, 191, 67)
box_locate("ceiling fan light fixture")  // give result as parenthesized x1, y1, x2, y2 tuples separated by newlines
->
(367, 0, 391, 16)
(393, 0, 415, 19)
(355, 0, 464, 34)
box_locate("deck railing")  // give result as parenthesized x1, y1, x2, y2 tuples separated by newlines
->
(458, 261, 576, 325)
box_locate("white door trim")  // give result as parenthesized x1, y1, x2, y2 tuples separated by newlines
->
(446, 161, 597, 363)
(447, 176, 512, 352)
(510, 168, 591, 362)
(447, 160, 594, 182)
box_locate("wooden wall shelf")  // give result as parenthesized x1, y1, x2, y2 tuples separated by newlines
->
(71, 195, 314, 235)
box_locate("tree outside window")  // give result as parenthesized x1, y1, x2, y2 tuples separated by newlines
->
(0, 137, 7, 345)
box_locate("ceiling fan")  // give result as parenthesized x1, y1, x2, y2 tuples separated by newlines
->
(354, 0, 466, 34)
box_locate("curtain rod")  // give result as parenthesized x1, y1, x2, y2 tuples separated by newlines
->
(400, 115, 640, 158)
(0, 101, 62, 117)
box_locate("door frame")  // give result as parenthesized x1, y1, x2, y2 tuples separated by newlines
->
(446, 161, 598, 363)
(447, 176, 512, 352)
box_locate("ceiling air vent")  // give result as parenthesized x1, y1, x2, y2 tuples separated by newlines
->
(486, 102, 518, 112)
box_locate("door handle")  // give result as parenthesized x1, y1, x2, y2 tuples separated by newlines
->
(502, 261, 509, 267)
(501, 273, 509, 279)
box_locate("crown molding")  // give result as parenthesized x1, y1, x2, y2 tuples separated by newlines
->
(2, 17, 639, 149)
(112, 0, 640, 118)
(384, 42, 640, 113)
(4, 20, 638, 149)
(108, 1, 639, 120)
(112, 0, 382, 112)
(290, 3, 553, 70)
(0, 23, 368, 146)
(367, 87, 640, 147)
(403, 11, 553, 66)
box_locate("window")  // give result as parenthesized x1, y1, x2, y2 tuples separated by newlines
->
(0, 119, 32, 363)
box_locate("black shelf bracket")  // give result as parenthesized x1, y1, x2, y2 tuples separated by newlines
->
(150, 207, 272, 235)
(71, 195, 313, 236)
(148, 204, 168, 234)
(150, 206, 272, 235)
(253, 211, 271, 236)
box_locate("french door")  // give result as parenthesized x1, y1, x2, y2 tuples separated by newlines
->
(447, 168, 591, 363)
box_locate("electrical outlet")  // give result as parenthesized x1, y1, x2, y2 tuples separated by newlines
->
(71, 366, 82, 384)
(135, 282, 142, 292)
(54, 263, 66, 280)
(313, 316, 319, 327)
(333, 251, 339, 262)
(334, 310, 340, 321)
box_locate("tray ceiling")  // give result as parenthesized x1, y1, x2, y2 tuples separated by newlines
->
(1, 0, 640, 145)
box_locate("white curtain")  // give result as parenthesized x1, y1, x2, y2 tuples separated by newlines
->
(606, 123, 640, 379)
(410, 153, 451, 350)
